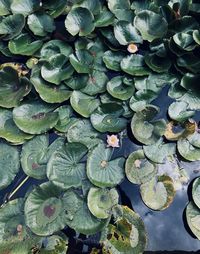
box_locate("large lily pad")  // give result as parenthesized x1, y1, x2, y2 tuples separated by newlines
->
(140, 175, 175, 210)
(90, 103, 127, 133)
(21, 135, 65, 179)
(186, 201, 200, 240)
(70, 91, 100, 118)
(168, 101, 195, 122)
(47, 142, 88, 190)
(65, 7, 95, 36)
(103, 50, 125, 71)
(0, 108, 33, 144)
(131, 105, 166, 145)
(0, 66, 32, 108)
(87, 143, 125, 188)
(125, 149, 157, 185)
(67, 119, 102, 149)
(192, 177, 200, 209)
(87, 187, 119, 219)
(10, 0, 40, 16)
(134, 10, 168, 42)
(0, 142, 20, 190)
(13, 100, 59, 134)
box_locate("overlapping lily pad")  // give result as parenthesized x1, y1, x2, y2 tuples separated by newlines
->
(87, 143, 125, 187)
(186, 201, 200, 240)
(192, 177, 200, 209)
(21, 134, 64, 179)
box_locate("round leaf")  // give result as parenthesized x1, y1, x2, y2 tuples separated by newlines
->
(186, 201, 200, 240)
(192, 177, 200, 209)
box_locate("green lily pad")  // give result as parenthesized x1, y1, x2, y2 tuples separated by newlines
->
(64, 74, 88, 90)
(21, 135, 65, 179)
(0, 66, 32, 108)
(87, 187, 119, 219)
(192, 177, 200, 209)
(0, 14, 25, 40)
(102, 206, 147, 254)
(27, 12, 55, 37)
(70, 91, 100, 118)
(42, 234, 68, 253)
(0, 0, 10, 16)
(107, 0, 133, 22)
(87, 143, 125, 188)
(140, 175, 175, 210)
(168, 101, 195, 122)
(131, 105, 166, 145)
(90, 103, 127, 133)
(65, 7, 95, 36)
(13, 101, 59, 134)
(31, 66, 72, 103)
(107, 76, 135, 100)
(103, 50, 125, 71)
(0, 108, 33, 144)
(67, 119, 102, 149)
(42, 0, 68, 18)
(134, 10, 168, 42)
(186, 201, 200, 240)
(47, 142, 88, 190)
(143, 138, 176, 164)
(114, 20, 143, 45)
(125, 149, 157, 185)
(10, 0, 40, 16)
(24, 182, 69, 236)
(177, 136, 200, 161)
(144, 53, 172, 73)
(8, 33, 43, 56)
(121, 54, 151, 76)
(94, 7, 115, 27)
(0, 142, 20, 190)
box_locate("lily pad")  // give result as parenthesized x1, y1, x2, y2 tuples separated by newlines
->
(67, 119, 102, 149)
(21, 135, 64, 179)
(13, 100, 59, 134)
(144, 53, 172, 73)
(47, 142, 88, 190)
(65, 7, 95, 36)
(70, 91, 100, 118)
(87, 187, 119, 219)
(192, 177, 200, 209)
(131, 105, 166, 145)
(87, 143, 125, 188)
(107, 76, 135, 100)
(103, 50, 125, 71)
(134, 10, 168, 42)
(10, 0, 40, 16)
(0, 66, 32, 108)
(186, 201, 200, 240)
(0, 108, 33, 144)
(0, 142, 20, 190)
(143, 139, 176, 164)
(168, 101, 195, 122)
(140, 175, 175, 210)
(178, 136, 200, 161)
(125, 149, 157, 185)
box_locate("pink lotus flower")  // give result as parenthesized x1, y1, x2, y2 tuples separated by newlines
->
(107, 135, 120, 148)
(127, 43, 138, 53)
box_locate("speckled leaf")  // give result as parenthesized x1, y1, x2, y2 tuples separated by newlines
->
(168, 101, 195, 122)
(186, 201, 200, 240)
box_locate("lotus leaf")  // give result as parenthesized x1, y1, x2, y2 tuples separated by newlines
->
(140, 175, 175, 210)
(11, 0, 40, 16)
(107, 76, 135, 101)
(0, 142, 20, 190)
(90, 103, 127, 133)
(8, 33, 43, 56)
(0, 66, 32, 108)
(0, 108, 33, 144)
(131, 105, 166, 145)
(186, 201, 200, 240)
(47, 142, 88, 189)
(114, 20, 143, 46)
(21, 134, 64, 179)
(168, 101, 195, 122)
(134, 10, 168, 42)
(74, 0, 101, 15)
(67, 119, 102, 149)
(121, 54, 151, 76)
(65, 7, 95, 36)
(125, 149, 157, 184)
(70, 91, 100, 118)
(94, 7, 115, 27)
(102, 206, 147, 254)
(87, 187, 119, 219)
(144, 53, 172, 73)
(103, 50, 125, 71)
(13, 101, 59, 134)
(192, 177, 200, 210)
(107, 0, 133, 21)
(0, 14, 25, 40)
(87, 143, 125, 187)
(143, 138, 176, 164)
(65, 74, 88, 90)
(42, 0, 68, 18)
(27, 12, 55, 37)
